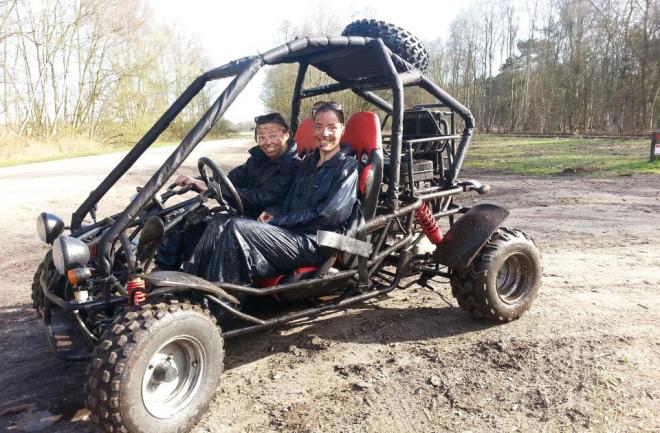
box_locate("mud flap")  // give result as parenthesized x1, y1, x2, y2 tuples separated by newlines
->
(46, 307, 91, 360)
(433, 204, 509, 272)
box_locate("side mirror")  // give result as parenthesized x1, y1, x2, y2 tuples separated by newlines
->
(136, 216, 165, 266)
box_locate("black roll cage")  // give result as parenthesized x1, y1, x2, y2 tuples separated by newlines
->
(68, 36, 475, 279)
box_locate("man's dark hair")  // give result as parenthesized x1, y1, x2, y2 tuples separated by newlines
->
(254, 112, 290, 131)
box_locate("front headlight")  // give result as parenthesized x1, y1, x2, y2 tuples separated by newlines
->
(52, 236, 90, 275)
(37, 212, 64, 244)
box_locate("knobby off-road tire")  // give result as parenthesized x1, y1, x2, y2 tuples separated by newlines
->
(86, 300, 224, 433)
(341, 19, 430, 71)
(451, 227, 541, 322)
(31, 261, 45, 316)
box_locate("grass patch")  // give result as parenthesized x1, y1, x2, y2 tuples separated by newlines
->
(2, 132, 122, 167)
(0, 129, 247, 168)
(466, 135, 660, 176)
(0, 133, 185, 168)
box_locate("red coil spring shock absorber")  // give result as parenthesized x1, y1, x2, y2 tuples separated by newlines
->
(126, 278, 146, 305)
(415, 202, 443, 244)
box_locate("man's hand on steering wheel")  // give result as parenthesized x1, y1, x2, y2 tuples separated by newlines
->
(175, 175, 207, 193)
(197, 157, 244, 216)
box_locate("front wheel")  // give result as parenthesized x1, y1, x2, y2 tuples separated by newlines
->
(450, 227, 541, 322)
(85, 300, 224, 433)
(31, 260, 46, 316)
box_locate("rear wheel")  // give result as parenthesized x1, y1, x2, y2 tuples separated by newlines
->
(86, 299, 224, 433)
(342, 19, 429, 71)
(451, 227, 541, 322)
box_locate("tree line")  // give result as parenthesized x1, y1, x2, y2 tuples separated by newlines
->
(262, 0, 659, 135)
(1, 0, 657, 146)
(0, 0, 230, 146)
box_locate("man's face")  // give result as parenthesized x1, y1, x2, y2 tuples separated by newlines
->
(313, 111, 344, 156)
(256, 123, 289, 159)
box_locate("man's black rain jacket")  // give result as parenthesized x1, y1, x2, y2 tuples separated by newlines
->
(228, 140, 300, 217)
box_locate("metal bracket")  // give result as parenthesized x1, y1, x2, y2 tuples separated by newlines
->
(317, 230, 372, 257)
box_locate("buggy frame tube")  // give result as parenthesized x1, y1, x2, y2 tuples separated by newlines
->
(302, 86, 393, 116)
(215, 268, 358, 296)
(301, 70, 421, 99)
(301, 81, 359, 98)
(70, 75, 206, 231)
(42, 285, 126, 311)
(352, 89, 393, 113)
(290, 62, 309, 133)
(419, 76, 475, 185)
(204, 56, 260, 80)
(97, 57, 263, 275)
(301, 85, 394, 114)
(359, 196, 422, 234)
(261, 37, 361, 64)
(70, 56, 260, 231)
(221, 250, 411, 339)
(221, 285, 392, 338)
(372, 39, 404, 209)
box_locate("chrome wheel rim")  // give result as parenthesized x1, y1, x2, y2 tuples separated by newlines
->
(496, 252, 533, 304)
(142, 335, 206, 419)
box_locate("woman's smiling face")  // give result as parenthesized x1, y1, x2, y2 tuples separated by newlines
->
(313, 110, 344, 157)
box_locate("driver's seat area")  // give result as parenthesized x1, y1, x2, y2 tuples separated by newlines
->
(254, 112, 383, 293)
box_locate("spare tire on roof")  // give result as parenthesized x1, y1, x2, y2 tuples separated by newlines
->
(341, 19, 430, 71)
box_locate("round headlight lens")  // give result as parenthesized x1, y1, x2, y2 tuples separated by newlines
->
(37, 212, 65, 244)
(52, 238, 66, 275)
(52, 236, 90, 275)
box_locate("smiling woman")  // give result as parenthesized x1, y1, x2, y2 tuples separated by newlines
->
(312, 102, 345, 165)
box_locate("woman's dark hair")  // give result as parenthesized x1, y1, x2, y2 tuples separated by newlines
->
(312, 101, 344, 123)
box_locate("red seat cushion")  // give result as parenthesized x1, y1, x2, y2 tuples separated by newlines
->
(294, 117, 316, 155)
(253, 274, 284, 288)
(342, 112, 382, 156)
(253, 266, 319, 289)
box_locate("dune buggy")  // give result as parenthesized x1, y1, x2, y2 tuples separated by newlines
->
(32, 20, 541, 433)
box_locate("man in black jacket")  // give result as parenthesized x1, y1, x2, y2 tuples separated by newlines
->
(156, 113, 300, 270)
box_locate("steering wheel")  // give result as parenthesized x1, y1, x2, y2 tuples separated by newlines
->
(197, 157, 244, 216)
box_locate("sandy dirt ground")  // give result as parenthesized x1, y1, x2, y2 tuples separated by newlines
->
(0, 138, 658, 433)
